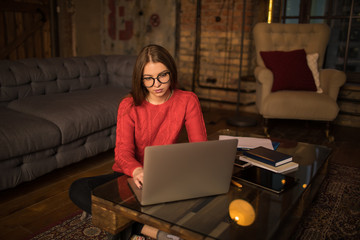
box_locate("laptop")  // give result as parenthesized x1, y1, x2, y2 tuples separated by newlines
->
(127, 139, 238, 206)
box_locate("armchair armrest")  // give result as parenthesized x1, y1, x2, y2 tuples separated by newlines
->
(319, 69, 346, 101)
(254, 66, 273, 113)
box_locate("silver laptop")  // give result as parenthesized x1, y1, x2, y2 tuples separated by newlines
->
(127, 139, 238, 206)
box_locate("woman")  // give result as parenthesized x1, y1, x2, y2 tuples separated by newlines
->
(69, 44, 207, 239)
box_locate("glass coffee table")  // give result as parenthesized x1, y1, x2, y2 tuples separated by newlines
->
(92, 129, 332, 239)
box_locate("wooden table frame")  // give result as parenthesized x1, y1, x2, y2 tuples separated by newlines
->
(92, 194, 208, 239)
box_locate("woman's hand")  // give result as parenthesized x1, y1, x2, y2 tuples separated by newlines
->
(132, 167, 144, 189)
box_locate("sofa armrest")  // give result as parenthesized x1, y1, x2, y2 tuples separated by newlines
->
(254, 66, 273, 113)
(319, 69, 346, 101)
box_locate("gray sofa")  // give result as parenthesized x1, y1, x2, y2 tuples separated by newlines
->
(0, 55, 136, 190)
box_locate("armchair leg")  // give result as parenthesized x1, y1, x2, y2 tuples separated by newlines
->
(325, 121, 335, 143)
(263, 118, 270, 137)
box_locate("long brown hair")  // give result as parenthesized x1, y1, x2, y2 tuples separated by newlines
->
(131, 44, 177, 106)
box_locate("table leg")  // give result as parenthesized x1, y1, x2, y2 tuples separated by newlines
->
(92, 195, 134, 235)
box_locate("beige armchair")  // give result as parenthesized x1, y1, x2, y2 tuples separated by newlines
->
(253, 23, 346, 140)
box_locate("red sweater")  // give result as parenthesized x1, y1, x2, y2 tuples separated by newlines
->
(112, 89, 207, 176)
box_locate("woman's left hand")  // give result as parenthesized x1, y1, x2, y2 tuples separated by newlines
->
(132, 167, 144, 189)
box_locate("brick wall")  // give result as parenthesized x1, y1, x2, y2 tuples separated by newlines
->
(178, 0, 265, 112)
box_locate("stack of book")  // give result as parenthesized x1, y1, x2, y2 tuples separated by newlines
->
(219, 135, 278, 150)
(239, 146, 299, 173)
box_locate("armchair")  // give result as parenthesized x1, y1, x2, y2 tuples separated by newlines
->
(253, 23, 346, 140)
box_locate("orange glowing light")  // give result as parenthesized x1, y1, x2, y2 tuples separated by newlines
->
(229, 199, 256, 226)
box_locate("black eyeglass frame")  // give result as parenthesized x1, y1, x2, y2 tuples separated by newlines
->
(142, 71, 170, 88)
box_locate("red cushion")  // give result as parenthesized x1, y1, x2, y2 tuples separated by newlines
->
(260, 49, 317, 92)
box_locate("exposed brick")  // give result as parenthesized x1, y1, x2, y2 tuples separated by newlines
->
(178, 0, 257, 112)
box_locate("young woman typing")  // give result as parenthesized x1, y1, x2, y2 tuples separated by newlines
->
(69, 44, 207, 239)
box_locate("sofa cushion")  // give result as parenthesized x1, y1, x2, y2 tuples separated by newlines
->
(8, 87, 129, 144)
(106, 55, 137, 89)
(262, 91, 339, 120)
(0, 148, 58, 190)
(0, 126, 116, 190)
(260, 49, 317, 92)
(0, 107, 61, 160)
(0, 56, 110, 105)
(306, 53, 323, 93)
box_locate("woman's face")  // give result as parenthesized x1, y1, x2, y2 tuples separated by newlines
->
(143, 61, 171, 104)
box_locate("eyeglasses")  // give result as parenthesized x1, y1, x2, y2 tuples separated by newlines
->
(143, 71, 170, 88)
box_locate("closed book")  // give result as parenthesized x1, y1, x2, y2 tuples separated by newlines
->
(239, 155, 299, 173)
(243, 146, 292, 167)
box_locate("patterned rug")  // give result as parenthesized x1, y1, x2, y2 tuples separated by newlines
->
(293, 163, 360, 240)
(29, 163, 360, 240)
(28, 212, 108, 240)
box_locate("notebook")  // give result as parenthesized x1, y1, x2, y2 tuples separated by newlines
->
(127, 139, 238, 206)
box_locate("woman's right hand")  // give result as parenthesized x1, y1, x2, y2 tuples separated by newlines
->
(132, 167, 144, 189)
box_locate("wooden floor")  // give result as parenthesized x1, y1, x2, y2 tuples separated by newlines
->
(0, 108, 359, 240)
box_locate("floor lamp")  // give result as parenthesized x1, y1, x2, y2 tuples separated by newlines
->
(226, 0, 257, 127)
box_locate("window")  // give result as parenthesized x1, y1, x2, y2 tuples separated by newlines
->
(271, 0, 360, 83)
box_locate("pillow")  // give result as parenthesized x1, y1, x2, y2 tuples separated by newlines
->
(306, 53, 323, 93)
(260, 49, 317, 92)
